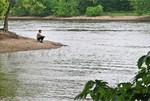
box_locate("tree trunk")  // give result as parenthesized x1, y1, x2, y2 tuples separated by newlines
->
(3, 0, 15, 31)
(3, 2, 11, 31)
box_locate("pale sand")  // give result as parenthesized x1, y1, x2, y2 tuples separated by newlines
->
(0, 37, 64, 53)
(6, 16, 150, 21)
(0, 30, 64, 53)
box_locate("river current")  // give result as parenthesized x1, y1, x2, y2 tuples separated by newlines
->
(0, 20, 150, 101)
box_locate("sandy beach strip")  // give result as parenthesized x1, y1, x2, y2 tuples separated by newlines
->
(0, 16, 150, 21)
(0, 37, 64, 53)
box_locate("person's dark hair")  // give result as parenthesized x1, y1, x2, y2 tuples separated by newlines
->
(39, 30, 42, 32)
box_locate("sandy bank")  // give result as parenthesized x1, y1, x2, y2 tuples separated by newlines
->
(4, 16, 150, 21)
(0, 30, 64, 53)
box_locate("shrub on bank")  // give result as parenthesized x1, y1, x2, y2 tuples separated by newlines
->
(85, 5, 103, 16)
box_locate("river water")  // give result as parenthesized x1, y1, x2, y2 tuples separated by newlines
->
(0, 20, 150, 101)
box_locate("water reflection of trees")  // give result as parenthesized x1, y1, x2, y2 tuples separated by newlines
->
(0, 55, 18, 100)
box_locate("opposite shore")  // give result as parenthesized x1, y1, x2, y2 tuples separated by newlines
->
(0, 16, 150, 21)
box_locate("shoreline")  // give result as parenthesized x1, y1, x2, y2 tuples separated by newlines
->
(3, 16, 150, 21)
(0, 38, 64, 54)
(0, 30, 64, 54)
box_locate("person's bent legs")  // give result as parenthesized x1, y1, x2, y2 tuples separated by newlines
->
(40, 36, 45, 43)
(37, 36, 45, 43)
(37, 37, 40, 42)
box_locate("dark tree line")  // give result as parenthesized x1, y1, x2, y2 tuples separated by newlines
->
(0, 0, 137, 17)
(0, 0, 150, 17)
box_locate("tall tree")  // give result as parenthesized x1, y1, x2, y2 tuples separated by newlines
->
(3, 0, 15, 31)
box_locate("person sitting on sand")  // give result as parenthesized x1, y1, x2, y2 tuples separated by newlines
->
(37, 30, 45, 43)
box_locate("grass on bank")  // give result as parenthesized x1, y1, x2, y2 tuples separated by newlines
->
(103, 11, 150, 16)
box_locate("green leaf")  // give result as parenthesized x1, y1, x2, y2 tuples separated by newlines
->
(74, 80, 95, 100)
(137, 55, 146, 69)
(145, 56, 150, 67)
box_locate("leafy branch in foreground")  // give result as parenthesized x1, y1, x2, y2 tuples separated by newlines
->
(75, 52, 150, 101)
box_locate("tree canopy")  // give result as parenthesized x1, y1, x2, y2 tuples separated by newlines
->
(130, 0, 150, 15)
(0, 0, 8, 16)
(0, 0, 149, 17)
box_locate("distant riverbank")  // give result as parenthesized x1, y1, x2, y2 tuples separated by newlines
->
(1, 16, 150, 21)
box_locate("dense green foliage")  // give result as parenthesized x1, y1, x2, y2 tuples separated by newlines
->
(86, 5, 103, 16)
(0, 0, 8, 16)
(0, 0, 149, 16)
(97, 0, 133, 12)
(130, 0, 150, 15)
(50, 0, 79, 16)
(11, 0, 45, 16)
(75, 52, 150, 101)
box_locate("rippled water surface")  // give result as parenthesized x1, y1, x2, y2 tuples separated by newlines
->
(0, 20, 150, 101)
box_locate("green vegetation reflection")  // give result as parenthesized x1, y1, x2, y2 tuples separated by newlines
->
(0, 55, 18, 100)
